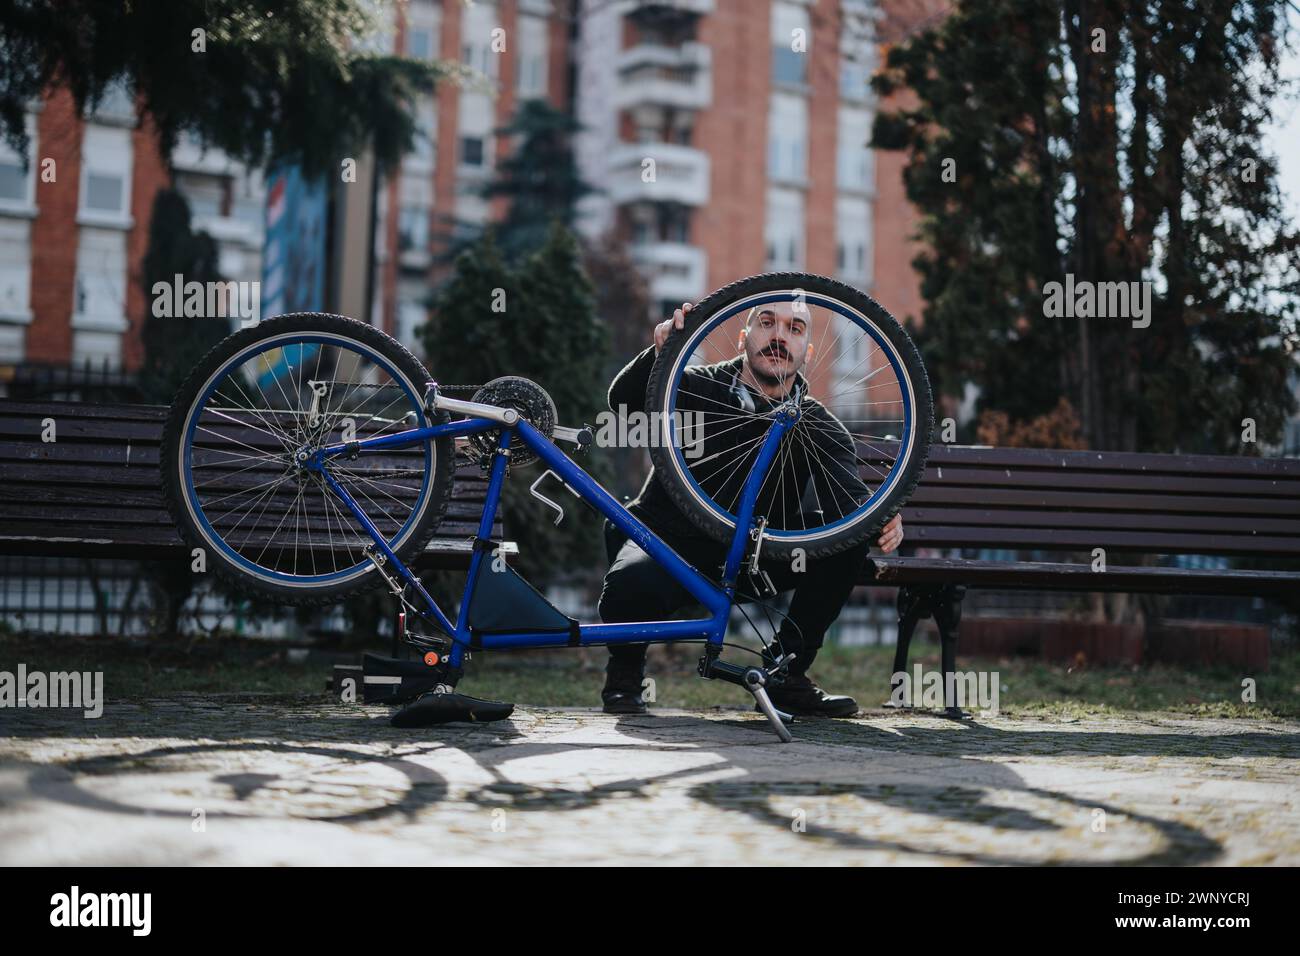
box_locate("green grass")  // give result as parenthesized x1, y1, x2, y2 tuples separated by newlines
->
(3, 632, 1296, 719)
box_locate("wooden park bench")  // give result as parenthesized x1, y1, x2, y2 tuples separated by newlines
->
(0, 400, 513, 571)
(873, 443, 1300, 711)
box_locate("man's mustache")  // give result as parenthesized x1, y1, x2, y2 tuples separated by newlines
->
(760, 344, 793, 360)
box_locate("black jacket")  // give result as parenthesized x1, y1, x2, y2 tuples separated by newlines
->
(607, 345, 868, 541)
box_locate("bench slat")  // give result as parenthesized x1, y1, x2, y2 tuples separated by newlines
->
(0, 400, 503, 564)
(871, 555, 1300, 598)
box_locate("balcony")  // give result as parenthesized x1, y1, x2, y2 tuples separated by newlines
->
(614, 42, 712, 112)
(625, 0, 715, 16)
(630, 241, 707, 303)
(607, 142, 710, 207)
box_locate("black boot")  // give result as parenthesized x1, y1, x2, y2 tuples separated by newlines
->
(766, 673, 858, 718)
(601, 659, 647, 715)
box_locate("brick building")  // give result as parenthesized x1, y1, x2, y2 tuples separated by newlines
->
(0, 0, 939, 385)
(572, 0, 942, 330)
(0, 0, 572, 388)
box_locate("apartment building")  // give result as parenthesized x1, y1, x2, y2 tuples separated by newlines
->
(0, 0, 935, 383)
(378, 0, 572, 348)
(0, 0, 572, 384)
(0, 82, 265, 383)
(573, 0, 903, 322)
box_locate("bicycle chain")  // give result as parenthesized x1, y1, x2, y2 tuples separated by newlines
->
(342, 382, 489, 392)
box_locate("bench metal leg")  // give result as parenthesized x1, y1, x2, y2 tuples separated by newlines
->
(888, 588, 926, 707)
(889, 584, 969, 718)
(933, 585, 969, 719)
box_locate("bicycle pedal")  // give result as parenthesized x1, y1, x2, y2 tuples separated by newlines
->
(362, 653, 458, 705)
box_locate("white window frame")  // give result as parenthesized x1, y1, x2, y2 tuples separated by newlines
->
(0, 218, 34, 325)
(78, 125, 134, 228)
(0, 115, 38, 216)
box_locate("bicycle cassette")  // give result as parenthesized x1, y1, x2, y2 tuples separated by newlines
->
(467, 376, 556, 467)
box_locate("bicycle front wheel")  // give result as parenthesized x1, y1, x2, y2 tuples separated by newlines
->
(161, 313, 455, 604)
(646, 273, 933, 559)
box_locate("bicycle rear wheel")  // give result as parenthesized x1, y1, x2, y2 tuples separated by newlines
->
(646, 273, 932, 559)
(161, 313, 455, 604)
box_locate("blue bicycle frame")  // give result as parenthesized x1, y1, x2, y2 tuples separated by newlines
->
(306, 394, 801, 672)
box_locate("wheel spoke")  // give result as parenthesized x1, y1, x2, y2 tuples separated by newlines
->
(659, 287, 927, 547)
(179, 328, 435, 586)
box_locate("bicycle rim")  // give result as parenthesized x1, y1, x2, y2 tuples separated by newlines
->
(656, 287, 922, 550)
(176, 331, 435, 591)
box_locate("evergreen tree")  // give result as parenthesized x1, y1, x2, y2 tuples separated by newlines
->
(0, 0, 457, 176)
(138, 189, 229, 404)
(483, 99, 596, 261)
(421, 224, 611, 589)
(437, 98, 596, 262)
(871, 0, 1300, 453)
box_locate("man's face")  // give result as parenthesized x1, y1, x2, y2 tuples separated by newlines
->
(741, 307, 810, 386)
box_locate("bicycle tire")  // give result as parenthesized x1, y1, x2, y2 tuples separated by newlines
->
(161, 312, 455, 605)
(645, 273, 933, 559)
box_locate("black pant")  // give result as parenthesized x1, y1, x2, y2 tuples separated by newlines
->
(597, 532, 872, 678)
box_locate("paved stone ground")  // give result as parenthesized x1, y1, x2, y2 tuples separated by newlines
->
(1, 697, 1297, 865)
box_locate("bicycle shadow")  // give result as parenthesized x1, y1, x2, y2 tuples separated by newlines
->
(596, 708, 1288, 864)
(3, 698, 1293, 864)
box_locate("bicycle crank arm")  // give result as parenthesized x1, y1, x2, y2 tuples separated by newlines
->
(432, 392, 519, 425)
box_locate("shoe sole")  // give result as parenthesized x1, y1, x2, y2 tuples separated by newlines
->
(761, 702, 859, 719)
(603, 702, 648, 715)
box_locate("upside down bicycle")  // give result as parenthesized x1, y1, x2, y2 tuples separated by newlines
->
(161, 273, 933, 741)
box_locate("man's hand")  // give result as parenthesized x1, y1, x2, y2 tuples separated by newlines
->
(876, 514, 904, 553)
(653, 302, 692, 354)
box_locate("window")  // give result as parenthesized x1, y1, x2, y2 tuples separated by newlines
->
(460, 136, 484, 167)
(397, 297, 427, 347)
(772, 47, 806, 87)
(517, 15, 549, 97)
(79, 126, 133, 221)
(0, 160, 27, 204)
(408, 26, 434, 61)
(770, 2, 810, 88)
(764, 188, 804, 270)
(836, 107, 873, 193)
(398, 205, 429, 251)
(836, 196, 871, 283)
(768, 93, 808, 184)
(0, 153, 30, 207)
(839, 47, 875, 102)
(462, 1, 498, 77)
(86, 78, 135, 122)
(0, 115, 35, 211)
(662, 207, 689, 243)
(409, 97, 437, 165)
(0, 219, 32, 320)
(73, 227, 128, 330)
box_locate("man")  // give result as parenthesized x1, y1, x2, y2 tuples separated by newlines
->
(598, 301, 905, 718)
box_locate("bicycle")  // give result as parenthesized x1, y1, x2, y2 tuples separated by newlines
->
(161, 272, 933, 741)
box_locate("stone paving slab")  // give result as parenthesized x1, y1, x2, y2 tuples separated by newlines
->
(0, 698, 1297, 865)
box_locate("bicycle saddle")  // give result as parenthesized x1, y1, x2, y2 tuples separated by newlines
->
(390, 691, 515, 727)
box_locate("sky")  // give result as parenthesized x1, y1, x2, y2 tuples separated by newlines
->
(1269, 7, 1300, 222)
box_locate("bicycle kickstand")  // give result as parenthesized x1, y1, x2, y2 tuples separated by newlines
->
(699, 650, 794, 743)
(746, 669, 794, 744)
